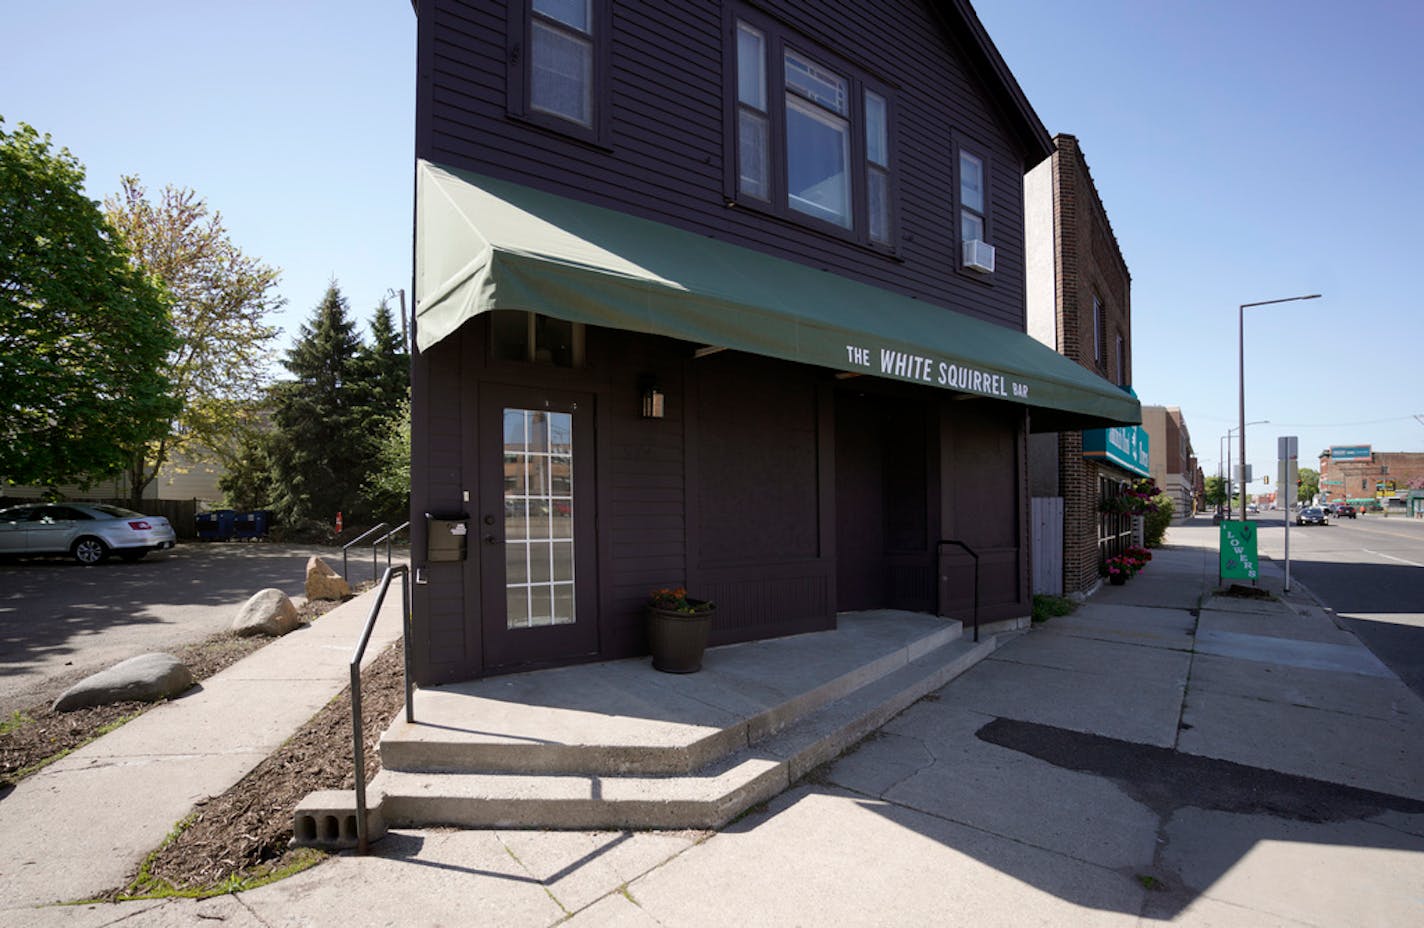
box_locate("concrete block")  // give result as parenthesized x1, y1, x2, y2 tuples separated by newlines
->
(292, 789, 386, 849)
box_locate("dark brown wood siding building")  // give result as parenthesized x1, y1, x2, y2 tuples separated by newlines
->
(408, 0, 1129, 683)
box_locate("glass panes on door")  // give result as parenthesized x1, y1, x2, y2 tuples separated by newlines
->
(502, 408, 576, 628)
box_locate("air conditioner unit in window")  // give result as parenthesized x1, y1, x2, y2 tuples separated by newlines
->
(962, 239, 995, 273)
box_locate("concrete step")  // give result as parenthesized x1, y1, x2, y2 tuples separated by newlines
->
(379, 617, 965, 778)
(369, 634, 996, 832)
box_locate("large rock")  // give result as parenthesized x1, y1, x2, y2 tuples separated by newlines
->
(232, 587, 302, 637)
(53, 653, 193, 712)
(305, 556, 351, 602)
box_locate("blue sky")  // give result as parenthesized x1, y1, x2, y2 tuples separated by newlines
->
(5, 1, 1421, 488)
(977, 0, 1424, 485)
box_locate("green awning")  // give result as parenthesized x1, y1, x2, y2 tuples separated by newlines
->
(415, 160, 1140, 430)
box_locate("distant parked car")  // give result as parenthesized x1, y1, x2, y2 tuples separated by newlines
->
(1296, 506, 1329, 526)
(1330, 503, 1356, 519)
(0, 503, 177, 564)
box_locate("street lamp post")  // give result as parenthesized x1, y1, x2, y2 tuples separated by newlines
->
(1239, 294, 1321, 523)
(1224, 420, 1267, 515)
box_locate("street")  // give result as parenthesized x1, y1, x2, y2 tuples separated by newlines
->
(0, 542, 392, 715)
(1249, 513, 1424, 701)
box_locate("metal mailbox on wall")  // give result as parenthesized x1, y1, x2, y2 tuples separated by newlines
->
(426, 512, 469, 563)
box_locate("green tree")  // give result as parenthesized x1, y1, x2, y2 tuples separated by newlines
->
(218, 416, 276, 511)
(1, 119, 178, 487)
(266, 283, 368, 532)
(1203, 475, 1228, 510)
(362, 396, 410, 524)
(104, 176, 283, 505)
(352, 297, 410, 524)
(1143, 493, 1174, 547)
(1297, 467, 1319, 504)
(354, 297, 409, 417)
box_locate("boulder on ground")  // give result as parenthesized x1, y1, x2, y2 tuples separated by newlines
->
(305, 556, 351, 602)
(233, 587, 302, 637)
(53, 653, 193, 712)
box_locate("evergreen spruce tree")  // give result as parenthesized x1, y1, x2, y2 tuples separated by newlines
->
(267, 283, 367, 531)
(352, 297, 410, 523)
(356, 296, 409, 415)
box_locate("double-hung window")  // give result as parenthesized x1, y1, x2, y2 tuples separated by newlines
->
(509, 0, 609, 145)
(729, 11, 895, 248)
(958, 150, 986, 245)
(784, 51, 852, 228)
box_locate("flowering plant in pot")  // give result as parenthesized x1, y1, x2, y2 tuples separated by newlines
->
(646, 587, 715, 673)
(1125, 545, 1152, 566)
(1104, 555, 1139, 584)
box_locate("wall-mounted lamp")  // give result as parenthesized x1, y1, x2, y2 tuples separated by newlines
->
(640, 382, 665, 419)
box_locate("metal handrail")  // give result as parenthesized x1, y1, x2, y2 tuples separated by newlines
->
(936, 540, 980, 642)
(367, 520, 411, 583)
(341, 523, 389, 582)
(349, 563, 411, 854)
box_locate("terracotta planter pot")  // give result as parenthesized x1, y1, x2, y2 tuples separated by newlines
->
(646, 602, 714, 673)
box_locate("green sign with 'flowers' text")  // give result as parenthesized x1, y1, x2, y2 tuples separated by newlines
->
(1219, 521, 1259, 581)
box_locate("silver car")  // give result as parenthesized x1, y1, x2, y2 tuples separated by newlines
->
(0, 503, 177, 564)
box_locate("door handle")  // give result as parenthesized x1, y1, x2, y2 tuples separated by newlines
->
(485, 534, 500, 545)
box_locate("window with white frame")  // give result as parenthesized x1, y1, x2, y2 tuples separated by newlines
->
(730, 11, 894, 246)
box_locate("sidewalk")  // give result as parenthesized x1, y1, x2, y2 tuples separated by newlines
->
(11, 521, 1424, 927)
(0, 585, 406, 912)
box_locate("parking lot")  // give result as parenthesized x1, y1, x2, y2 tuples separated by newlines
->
(0, 542, 402, 716)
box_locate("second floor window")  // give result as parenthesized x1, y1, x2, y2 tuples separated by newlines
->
(530, 0, 593, 126)
(958, 150, 985, 245)
(730, 12, 894, 247)
(510, 0, 608, 145)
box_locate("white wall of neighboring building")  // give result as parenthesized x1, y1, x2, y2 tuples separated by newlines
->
(3, 449, 224, 503)
(1024, 158, 1057, 350)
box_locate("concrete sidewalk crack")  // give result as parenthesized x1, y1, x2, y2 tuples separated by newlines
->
(1172, 610, 1201, 751)
(234, 893, 275, 927)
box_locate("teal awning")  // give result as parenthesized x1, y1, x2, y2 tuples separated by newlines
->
(415, 160, 1140, 430)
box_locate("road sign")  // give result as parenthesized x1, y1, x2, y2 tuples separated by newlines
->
(1219, 520, 1259, 581)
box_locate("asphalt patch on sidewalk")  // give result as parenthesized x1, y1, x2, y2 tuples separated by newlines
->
(977, 717, 1424, 823)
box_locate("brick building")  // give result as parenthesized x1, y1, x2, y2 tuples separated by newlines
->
(1140, 405, 1197, 520)
(1026, 134, 1147, 595)
(1319, 449, 1424, 510)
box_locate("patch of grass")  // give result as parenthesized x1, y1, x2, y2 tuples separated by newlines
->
(1, 710, 34, 736)
(106, 814, 327, 902)
(1032, 594, 1077, 624)
(1136, 874, 1166, 891)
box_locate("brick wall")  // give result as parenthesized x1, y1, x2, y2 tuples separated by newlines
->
(1048, 134, 1135, 592)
